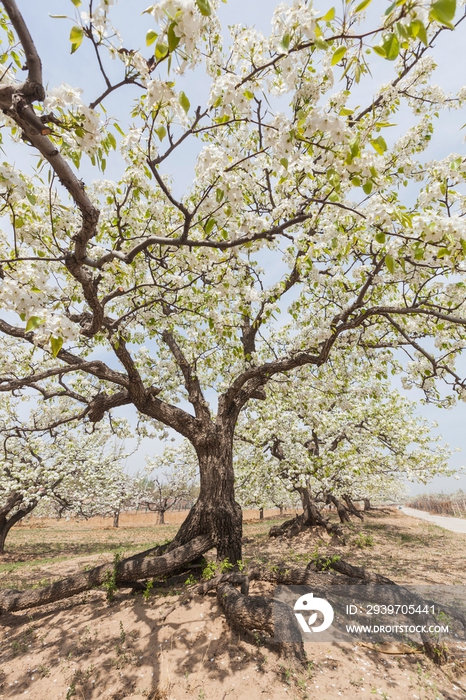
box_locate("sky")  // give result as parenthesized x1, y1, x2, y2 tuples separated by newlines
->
(4, 0, 466, 496)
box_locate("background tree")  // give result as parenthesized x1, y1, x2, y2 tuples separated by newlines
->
(235, 354, 453, 538)
(0, 396, 131, 552)
(0, 0, 465, 572)
(138, 442, 198, 524)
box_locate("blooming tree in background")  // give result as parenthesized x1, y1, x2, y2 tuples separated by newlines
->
(235, 352, 453, 537)
(0, 0, 465, 566)
(138, 441, 199, 523)
(0, 396, 133, 551)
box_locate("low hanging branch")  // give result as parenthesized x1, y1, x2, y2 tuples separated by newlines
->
(0, 534, 213, 614)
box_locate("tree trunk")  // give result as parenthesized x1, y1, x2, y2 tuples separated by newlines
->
(279, 505, 284, 516)
(343, 494, 364, 520)
(259, 507, 264, 520)
(169, 429, 242, 563)
(113, 511, 120, 528)
(326, 494, 351, 523)
(0, 499, 36, 554)
(364, 498, 371, 511)
(157, 510, 165, 525)
(269, 487, 343, 540)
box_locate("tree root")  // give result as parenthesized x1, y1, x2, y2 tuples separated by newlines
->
(269, 513, 345, 543)
(311, 557, 452, 665)
(217, 579, 307, 666)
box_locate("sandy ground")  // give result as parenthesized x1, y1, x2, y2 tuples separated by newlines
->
(0, 509, 465, 700)
(401, 507, 466, 534)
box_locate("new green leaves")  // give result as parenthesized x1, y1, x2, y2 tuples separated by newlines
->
(179, 91, 190, 113)
(370, 136, 387, 155)
(354, 0, 372, 11)
(196, 0, 212, 16)
(51, 336, 64, 358)
(430, 0, 456, 28)
(385, 254, 395, 274)
(69, 25, 84, 54)
(380, 33, 399, 61)
(25, 316, 43, 332)
(331, 46, 347, 65)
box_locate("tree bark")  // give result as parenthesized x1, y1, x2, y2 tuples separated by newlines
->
(326, 494, 351, 524)
(157, 510, 165, 525)
(364, 498, 371, 511)
(113, 511, 120, 528)
(259, 507, 264, 520)
(169, 430, 242, 563)
(343, 494, 364, 521)
(0, 497, 36, 554)
(269, 487, 344, 540)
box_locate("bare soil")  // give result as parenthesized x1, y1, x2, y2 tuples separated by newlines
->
(0, 509, 465, 699)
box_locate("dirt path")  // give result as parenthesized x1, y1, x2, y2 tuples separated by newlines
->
(401, 506, 466, 533)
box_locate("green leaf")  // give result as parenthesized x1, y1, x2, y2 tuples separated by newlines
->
(460, 239, 466, 255)
(450, 156, 462, 170)
(50, 336, 63, 358)
(331, 46, 347, 65)
(204, 217, 216, 235)
(370, 136, 388, 155)
(280, 33, 291, 53)
(179, 91, 190, 113)
(372, 45, 387, 57)
(216, 188, 224, 203)
(362, 181, 373, 195)
(25, 316, 43, 332)
(437, 247, 450, 258)
(280, 157, 289, 169)
(69, 25, 84, 54)
(70, 0, 82, 6)
(320, 7, 335, 21)
(430, 0, 456, 28)
(146, 30, 158, 46)
(381, 33, 399, 61)
(339, 107, 354, 116)
(155, 125, 166, 141)
(196, 0, 212, 16)
(155, 41, 169, 60)
(354, 0, 372, 12)
(385, 254, 395, 273)
(375, 231, 386, 244)
(167, 22, 180, 52)
(243, 90, 254, 100)
(409, 20, 428, 46)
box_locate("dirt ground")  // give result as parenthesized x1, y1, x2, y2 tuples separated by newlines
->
(0, 509, 465, 699)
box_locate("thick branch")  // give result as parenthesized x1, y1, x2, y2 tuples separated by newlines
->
(0, 534, 213, 613)
(162, 330, 210, 421)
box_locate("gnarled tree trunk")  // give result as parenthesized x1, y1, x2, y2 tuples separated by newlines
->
(269, 487, 344, 540)
(326, 494, 351, 523)
(0, 494, 36, 554)
(343, 494, 364, 520)
(169, 429, 242, 563)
